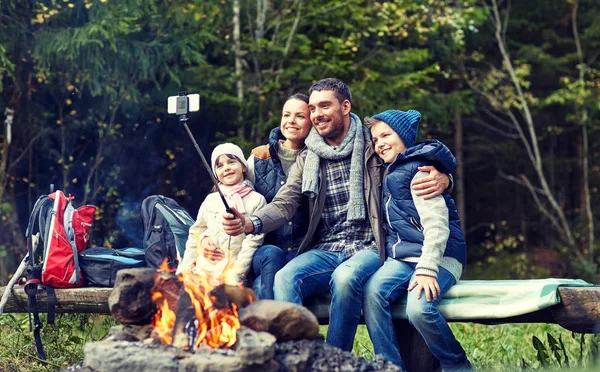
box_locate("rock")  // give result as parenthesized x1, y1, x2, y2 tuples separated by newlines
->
(274, 339, 401, 372)
(106, 324, 154, 342)
(108, 268, 180, 325)
(83, 328, 279, 372)
(234, 326, 277, 365)
(83, 341, 181, 372)
(238, 300, 320, 342)
(80, 329, 400, 372)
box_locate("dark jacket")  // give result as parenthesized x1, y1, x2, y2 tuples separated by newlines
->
(383, 140, 466, 268)
(251, 128, 309, 253)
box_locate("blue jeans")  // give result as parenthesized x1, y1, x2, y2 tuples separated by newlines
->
(251, 244, 295, 300)
(273, 248, 381, 351)
(363, 258, 469, 371)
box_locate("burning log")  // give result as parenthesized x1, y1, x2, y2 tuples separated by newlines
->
(238, 300, 320, 342)
(171, 286, 196, 350)
(209, 284, 257, 310)
(162, 277, 252, 350)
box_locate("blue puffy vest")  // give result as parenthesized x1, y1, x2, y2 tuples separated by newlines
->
(383, 140, 466, 268)
(252, 128, 309, 252)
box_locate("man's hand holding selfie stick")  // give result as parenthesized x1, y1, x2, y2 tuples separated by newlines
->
(222, 207, 253, 236)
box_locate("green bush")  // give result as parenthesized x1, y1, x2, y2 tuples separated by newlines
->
(0, 313, 117, 372)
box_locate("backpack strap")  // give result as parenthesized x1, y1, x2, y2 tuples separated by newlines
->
(24, 280, 46, 361)
(46, 287, 56, 325)
(23, 195, 52, 362)
(25, 230, 45, 360)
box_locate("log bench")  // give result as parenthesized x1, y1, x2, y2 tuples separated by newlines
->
(1, 280, 599, 372)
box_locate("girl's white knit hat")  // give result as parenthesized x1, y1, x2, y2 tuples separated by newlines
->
(210, 143, 248, 176)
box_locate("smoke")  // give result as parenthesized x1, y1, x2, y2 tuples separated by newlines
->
(112, 198, 144, 249)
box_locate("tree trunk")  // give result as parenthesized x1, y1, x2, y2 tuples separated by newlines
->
(483, 0, 579, 257)
(581, 123, 594, 261)
(233, 0, 244, 139)
(453, 111, 466, 234)
(570, 0, 594, 261)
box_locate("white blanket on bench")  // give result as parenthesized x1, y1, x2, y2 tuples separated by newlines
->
(391, 278, 593, 320)
(305, 278, 594, 320)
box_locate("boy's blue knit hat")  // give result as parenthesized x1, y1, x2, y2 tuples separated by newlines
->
(371, 109, 422, 148)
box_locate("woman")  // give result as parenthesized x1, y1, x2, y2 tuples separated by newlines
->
(246, 93, 312, 299)
(197, 93, 312, 299)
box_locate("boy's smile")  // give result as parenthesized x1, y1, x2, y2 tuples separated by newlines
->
(370, 120, 407, 164)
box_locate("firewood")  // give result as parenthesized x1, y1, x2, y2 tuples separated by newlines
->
(171, 287, 198, 350)
(208, 284, 257, 310)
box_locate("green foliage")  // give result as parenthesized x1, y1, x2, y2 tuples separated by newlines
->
(330, 323, 600, 371)
(0, 313, 117, 371)
(0, 0, 598, 279)
(530, 332, 600, 370)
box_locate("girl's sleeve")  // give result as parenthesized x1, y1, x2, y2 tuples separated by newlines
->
(411, 171, 450, 278)
(177, 201, 208, 274)
(232, 193, 266, 281)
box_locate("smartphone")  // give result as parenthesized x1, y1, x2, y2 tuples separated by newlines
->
(167, 93, 200, 114)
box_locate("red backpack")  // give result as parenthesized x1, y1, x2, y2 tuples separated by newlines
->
(24, 190, 96, 360)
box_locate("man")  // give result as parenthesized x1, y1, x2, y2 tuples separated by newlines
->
(223, 78, 449, 351)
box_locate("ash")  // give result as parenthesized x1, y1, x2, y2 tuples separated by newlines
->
(275, 339, 399, 372)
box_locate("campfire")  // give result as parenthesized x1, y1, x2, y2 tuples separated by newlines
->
(69, 267, 400, 372)
(150, 260, 253, 350)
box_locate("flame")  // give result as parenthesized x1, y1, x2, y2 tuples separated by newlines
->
(150, 256, 249, 349)
(150, 291, 176, 345)
(159, 257, 173, 272)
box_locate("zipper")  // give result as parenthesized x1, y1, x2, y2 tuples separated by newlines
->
(391, 232, 401, 259)
(384, 192, 393, 229)
(409, 217, 424, 232)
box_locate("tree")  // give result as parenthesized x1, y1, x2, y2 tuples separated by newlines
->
(465, 0, 598, 277)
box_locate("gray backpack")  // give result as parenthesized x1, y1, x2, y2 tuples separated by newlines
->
(141, 195, 195, 269)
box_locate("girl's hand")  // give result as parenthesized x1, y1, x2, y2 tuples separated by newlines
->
(408, 274, 441, 302)
(201, 236, 225, 260)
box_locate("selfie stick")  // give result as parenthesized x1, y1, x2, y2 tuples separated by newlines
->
(175, 93, 233, 214)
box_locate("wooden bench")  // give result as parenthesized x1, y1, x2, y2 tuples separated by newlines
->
(1, 284, 599, 372)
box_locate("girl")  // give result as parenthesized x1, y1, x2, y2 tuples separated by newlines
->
(363, 109, 471, 371)
(177, 143, 266, 286)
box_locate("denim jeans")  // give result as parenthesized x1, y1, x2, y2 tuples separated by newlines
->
(363, 258, 469, 371)
(251, 244, 296, 300)
(273, 248, 381, 351)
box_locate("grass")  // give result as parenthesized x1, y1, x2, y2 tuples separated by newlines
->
(320, 323, 599, 371)
(0, 313, 117, 372)
(1, 314, 598, 371)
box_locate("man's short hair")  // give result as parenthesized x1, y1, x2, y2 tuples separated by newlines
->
(308, 78, 352, 104)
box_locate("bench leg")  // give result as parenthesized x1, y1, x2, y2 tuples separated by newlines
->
(394, 319, 440, 372)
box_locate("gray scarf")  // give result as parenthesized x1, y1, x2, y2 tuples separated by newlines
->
(302, 112, 366, 221)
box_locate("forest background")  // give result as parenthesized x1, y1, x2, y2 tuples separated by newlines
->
(0, 0, 598, 284)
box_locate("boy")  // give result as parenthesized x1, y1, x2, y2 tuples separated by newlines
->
(364, 110, 471, 371)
